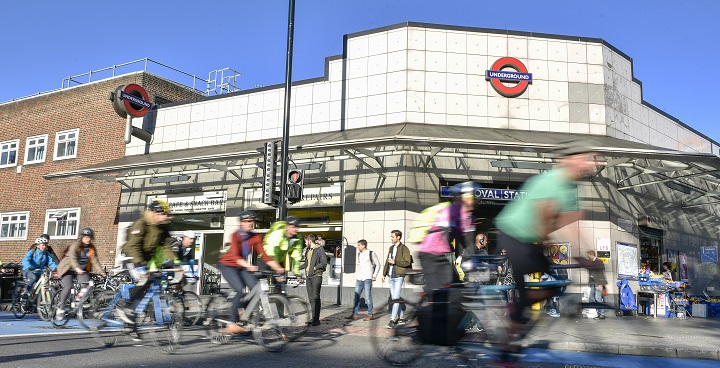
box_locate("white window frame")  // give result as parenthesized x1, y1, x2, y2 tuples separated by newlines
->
(44, 207, 81, 240)
(53, 128, 79, 161)
(24, 134, 48, 165)
(0, 211, 30, 241)
(0, 139, 20, 168)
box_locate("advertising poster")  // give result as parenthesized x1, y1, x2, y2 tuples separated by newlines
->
(679, 252, 689, 281)
(616, 242, 638, 279)
(548, 242, 570, 264)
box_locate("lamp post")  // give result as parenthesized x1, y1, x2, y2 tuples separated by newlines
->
(278, 0, 296, 221)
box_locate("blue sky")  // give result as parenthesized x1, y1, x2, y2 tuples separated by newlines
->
(2, 1, 718, 142)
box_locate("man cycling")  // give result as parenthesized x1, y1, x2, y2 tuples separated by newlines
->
(118, 199, 179, 323)
(170, 230, 198, 284)
(262, 216, 304, 291)
(21, 237, 58, 293)
(219, 211, 284, 334)
(494, 141, 600, 359)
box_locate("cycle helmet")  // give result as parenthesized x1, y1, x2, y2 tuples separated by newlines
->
(39, 233, 50, 242)
(286, 216, 300, 227)
(34, 237, 49, 245)
(79, 228, 95, 238)
(148, 199, 170, 213)
(239, 210, 255, 220)
(448, 181, 481, 197)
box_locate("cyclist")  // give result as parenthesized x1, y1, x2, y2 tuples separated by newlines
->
(170, 230, 197, 283)
(417, 181, 478, 293)
(219, 211, 284, 334)
(21, 237, 58, 294)
(118, 199, 179, 323)
(262, 216, 304, 291)
(494, 141, 599, 359)
(55, 228, 104, 321)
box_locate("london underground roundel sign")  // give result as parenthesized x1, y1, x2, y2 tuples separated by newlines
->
(485, 57, 533, 98)
(111, 84, 152, 118)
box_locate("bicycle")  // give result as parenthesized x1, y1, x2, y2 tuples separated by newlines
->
(164, 272, 203, 326)
(369, 257, 581, 367)
(11, 269, 56, 321)
(52, 274, 111, 329)
(81, 270, 185, 354)
(202, 271, 302, 351)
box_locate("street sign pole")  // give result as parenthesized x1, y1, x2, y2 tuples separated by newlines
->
(278, 0, 296, 221)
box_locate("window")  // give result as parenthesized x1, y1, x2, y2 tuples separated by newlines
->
(0, 139, 19, 168)
(44, 208, 80, 239)
(0, 211, 29, 240)
(25, 134, 48, 164)
(54, 129, 78, 160)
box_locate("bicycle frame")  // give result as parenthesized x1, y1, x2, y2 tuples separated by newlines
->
(238, 278, 276, 322)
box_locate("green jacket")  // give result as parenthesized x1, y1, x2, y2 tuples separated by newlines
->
(122, 212, 177, 268)
(382, 242, 413, 277)
(263, 221, 304, 275)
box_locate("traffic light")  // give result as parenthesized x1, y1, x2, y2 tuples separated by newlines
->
(262, 141, 278, 205)
(287, 169, 304, 204)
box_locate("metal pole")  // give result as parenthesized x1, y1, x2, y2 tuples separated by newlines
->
(278, 0, 296, 221)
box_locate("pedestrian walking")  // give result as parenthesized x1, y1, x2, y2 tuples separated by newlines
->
(347, 239, 380, 321)
(381, 230, 412, 328)
(580, 250, 608, 320)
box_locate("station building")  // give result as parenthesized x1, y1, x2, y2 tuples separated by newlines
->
(0, 68, 202, 272)
(45, 22, 720, 303)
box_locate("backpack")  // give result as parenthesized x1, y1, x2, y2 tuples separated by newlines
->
(407, 202, 451, 244)
(369, 250, 377, 272)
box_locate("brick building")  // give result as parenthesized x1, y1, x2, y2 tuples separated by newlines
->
(0, 71, 202, 268)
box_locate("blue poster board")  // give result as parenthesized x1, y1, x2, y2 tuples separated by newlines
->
(701, 246, 718, 263)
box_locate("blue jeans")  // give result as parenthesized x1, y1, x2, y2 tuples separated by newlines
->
(588, 282, 605, 316)
(22, 271, 39, 293)
(353, 279, 374, 316)
(388, 276, 404, 320)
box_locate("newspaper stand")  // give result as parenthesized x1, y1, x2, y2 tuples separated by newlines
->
(637, 274, 685, 318)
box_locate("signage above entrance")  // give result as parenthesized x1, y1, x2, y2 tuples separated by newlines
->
(149, 191, 227, 214)
(485, 57, 532, 98)
(440, 186, 526, 200)
(245, 183, 343, 210)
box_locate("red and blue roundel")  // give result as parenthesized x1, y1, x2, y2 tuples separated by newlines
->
(485, 57, 532, 98)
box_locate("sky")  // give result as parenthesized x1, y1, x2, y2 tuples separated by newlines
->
(1, 1, 718, 141)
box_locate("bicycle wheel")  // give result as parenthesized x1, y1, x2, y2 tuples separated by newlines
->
(50, 289, 71, 327)
(284, 295, 310, 341)
(78, 289, 114, 330)
(89, 302, 127, 348)
(202, 294, 235, 344)
(148, 295, 184, 354)
(250, 294, 293, 352)
(36, 285, 55, 321)
(179, 291, 203, 326)
(11, 286, 28, 319)
(369, 298, 422, 366)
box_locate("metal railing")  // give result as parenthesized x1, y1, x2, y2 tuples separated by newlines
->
(1, 58, 240, 106)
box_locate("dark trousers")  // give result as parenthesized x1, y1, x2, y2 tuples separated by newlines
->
(306, 276, 322, 322)
(60, 272, 90, 307)
(220, 264, 257, 323)
(418, 252, 454, 293)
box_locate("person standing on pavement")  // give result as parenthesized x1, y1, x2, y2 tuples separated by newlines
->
(300, 234, 327, 326)
(582, 250, 607, 320)
(347, 239, 381, 321)
(382, 230, 412, 328)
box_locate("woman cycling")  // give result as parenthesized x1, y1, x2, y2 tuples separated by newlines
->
(21, 237, 58, 293)
(55, 228, 104, 321)
(219, 211, 284, 334)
